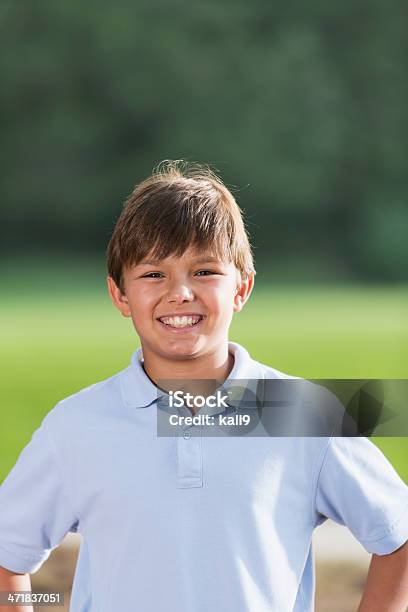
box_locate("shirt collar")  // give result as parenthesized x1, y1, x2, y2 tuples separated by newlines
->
(119, 342, 265, 409)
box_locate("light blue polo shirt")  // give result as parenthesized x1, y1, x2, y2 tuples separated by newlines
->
(0, 342, 407, 612)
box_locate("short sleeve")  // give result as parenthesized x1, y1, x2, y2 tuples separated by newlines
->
(315, 437, 408, 555)
(0, 414, 79, 574)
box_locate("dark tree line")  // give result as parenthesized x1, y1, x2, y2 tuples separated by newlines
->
(1, 0, 407, 280)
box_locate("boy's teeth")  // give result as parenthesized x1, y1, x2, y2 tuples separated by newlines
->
(160, 315, 202, 328)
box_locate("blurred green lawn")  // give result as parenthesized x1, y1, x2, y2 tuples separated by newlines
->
(0, 264, 407, 481)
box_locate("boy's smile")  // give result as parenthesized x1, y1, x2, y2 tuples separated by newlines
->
(156, 312, 206, 332)
(108, 246, 254, 380)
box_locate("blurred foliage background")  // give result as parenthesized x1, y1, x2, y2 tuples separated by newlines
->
(1, 0, 407, 281)
(0, 1, 407, 482)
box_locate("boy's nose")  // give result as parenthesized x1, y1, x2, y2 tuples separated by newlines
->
(167, 284, 194, 304)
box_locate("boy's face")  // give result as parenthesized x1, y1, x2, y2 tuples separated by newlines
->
(108, 246, 254, 363)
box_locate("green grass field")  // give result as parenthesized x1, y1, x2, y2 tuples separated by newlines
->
(1, 266, 407, 481)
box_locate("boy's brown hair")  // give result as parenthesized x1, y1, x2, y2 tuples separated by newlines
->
(107, 160, 255, 293)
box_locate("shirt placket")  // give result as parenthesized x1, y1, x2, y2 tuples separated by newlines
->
(177, 424, 203, 489)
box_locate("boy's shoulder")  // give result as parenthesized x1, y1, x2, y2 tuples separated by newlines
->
(44, 369, 126, 431)
(246, 347, 352, 436)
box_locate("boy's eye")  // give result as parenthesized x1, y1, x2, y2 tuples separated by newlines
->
(142, 272, 163, 278)
(195, 269, 217, 276)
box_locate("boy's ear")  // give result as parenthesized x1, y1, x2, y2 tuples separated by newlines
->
(107, 276, 131, 318)
(233, 273, 255, 313)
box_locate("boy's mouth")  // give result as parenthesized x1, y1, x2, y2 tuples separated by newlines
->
(157, 314, 204, 329)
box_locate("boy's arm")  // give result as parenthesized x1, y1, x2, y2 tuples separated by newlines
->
(0, 566, 33, 612)
(357, 541, 408, 612)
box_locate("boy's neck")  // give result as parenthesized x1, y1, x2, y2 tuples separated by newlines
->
(141, 343, 235, 406)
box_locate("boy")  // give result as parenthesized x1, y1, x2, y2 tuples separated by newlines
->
(0, 161, 407, 612)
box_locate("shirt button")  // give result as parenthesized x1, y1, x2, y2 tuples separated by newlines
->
(183, 432, 191, 440)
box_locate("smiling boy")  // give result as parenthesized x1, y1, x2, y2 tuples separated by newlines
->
(106, 163, 254, 388)
(0, 161, 408, 612)
(107, 245, 252, 388)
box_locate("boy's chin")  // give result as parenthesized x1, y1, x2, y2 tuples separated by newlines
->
(159, 337, 208, 360)
(164, 343, 203, 360)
